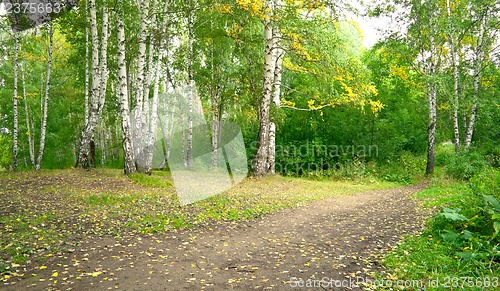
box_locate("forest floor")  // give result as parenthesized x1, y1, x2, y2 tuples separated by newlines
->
(0, 170, 435, 290)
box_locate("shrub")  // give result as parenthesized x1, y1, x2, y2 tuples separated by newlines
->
(446, 151, 490, 180)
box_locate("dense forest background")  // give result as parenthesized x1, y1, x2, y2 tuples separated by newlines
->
(0, 0, 499, 181)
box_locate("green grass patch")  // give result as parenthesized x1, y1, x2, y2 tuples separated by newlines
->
(129, 173, 173, 188)
(414, 178, 469, 207)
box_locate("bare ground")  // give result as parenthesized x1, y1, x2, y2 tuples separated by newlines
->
(1, 182, 434, 291)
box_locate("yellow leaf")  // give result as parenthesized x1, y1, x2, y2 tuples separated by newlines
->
(52, 271, 58, 277)
(40, 266, 47, 270)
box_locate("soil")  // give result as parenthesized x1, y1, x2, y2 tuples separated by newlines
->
(1, 183, 434, 291)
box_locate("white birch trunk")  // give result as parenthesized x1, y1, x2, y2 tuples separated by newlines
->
(12, 33, 19, 171)
(267, 0, 283, 174)
(84, 22, 90, 127)
(252, 0, 275, 176)
(98, 7, 109, 114)
(117, 12, 136, 173)
(134, 0, 150, 167)
(447, 0, 460, 154)
(35, 24, 53, 171)
(268, 122, 276, 174)
(465, 15, 486, 151)
(186, 3, 194, 170)
(425, 34, 437, 176)
(76, 0, 101, 169)
(21, 64, 35, 168)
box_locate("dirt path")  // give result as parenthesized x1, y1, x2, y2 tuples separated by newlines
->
(3, 183, 434, 290)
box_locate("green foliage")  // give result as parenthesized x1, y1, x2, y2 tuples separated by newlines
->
(446, 151, 491, 181)
(469, 168, 500, 199)
(0, 134, 12, 170)
(377, 152, 426, 184)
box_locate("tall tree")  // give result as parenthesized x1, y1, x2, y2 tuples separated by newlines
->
(12, 33, 19, 171)
(252, 0, 276, 176)
(446, 0, 461, 154)
(76, 0, 108, 169)
(116, 10, 137, 174)
(35, 23, 54, 171)
(21, 64, 35, 168)
(133, 0, 150, 171)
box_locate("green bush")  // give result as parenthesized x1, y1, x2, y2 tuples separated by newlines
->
(427, 169, 500, 267)
(446, 151, 490, 181)
(0, 134, 12, 170)
(378, 151, 426, 184)
(469, 168, 500, 199)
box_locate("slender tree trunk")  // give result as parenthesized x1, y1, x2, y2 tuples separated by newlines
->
(465, 15, 486, 151)
(144, 52, 162, 174)
(268, 122, 276, 174)
(447, 0, 460, 154)
(425, 35, 437, 176)
(140, 1, 157, 168)
(267, 0, 283, 174)
(76, 0, 101, 169)
(12, 33, 19, 171)
(117, 13, 136, 173)
(35, 24, 53, 171)
(426, 82, 437, 176)
(134, 0, 150, 170)
(211, 91, 220, 167)
(84, 22, 90, 127)
(186, 2, 194, 170)
(252, 0, 275, 176)
(21, 64, 35, 168)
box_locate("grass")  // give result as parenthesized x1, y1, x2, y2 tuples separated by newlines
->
(377, 175, 500, 290)
(0, 169, 400, 275)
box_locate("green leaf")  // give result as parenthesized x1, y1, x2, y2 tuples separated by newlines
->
(455, 251, 475, 261)
(493, 222, 500, 239)
(437, 209, 468, 221)
(440, 230, 459, 242)
(483, 195, 500, 211)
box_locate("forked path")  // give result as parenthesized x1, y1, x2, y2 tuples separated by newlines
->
(5, 184, 433, 290)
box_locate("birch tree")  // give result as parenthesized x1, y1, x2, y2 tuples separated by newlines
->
(76, 0, 108, 169)
(12, 33, 19, 171)
(405, 0, 444, 175)
(35, 23, 53, 171)
(186, 0, 195, 170)
(252, 0, 276, 176)
(21, 64, 35, 168)
(133, 0, 150, 171)
(268, 0, 284, 175)
(116, 11, 136, 174)
(464, 4, 499, 151)
(446, 0, 461, 154)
